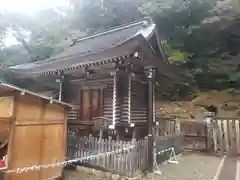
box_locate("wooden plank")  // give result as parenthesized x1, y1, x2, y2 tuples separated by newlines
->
(8, 126, 42, 180)
(232, 119, 237, 155)
(0, 124, 11, 143)
(4, 95, 17, 180)
(78, 90, 83, 121)
(229, 120, 235, 154)
(37, 102, 46, 180)
(15, 120, 64, 126)
(89, 90, 93, 121)
(216, 117, 240, 120)
(213, 121, 218, 152)
(15, 95, 42, 122)
(0, 96, 14, 119)
(223, 120, 229, 151)
(92, 89, 100, 119)
(112, 75, 117, 125)
(128, 75, 131, 124)
(63, 110, 68, 164)
(42, 104, 65, 122)
(81, 90, 91, 121)
(99, 88, 104, 116)
(236, 120, 240, 155)
(218, 120, 224, 155)
(147, 76, 154, 171)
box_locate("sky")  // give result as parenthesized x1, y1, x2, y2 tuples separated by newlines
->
(0, 0, 69, 46)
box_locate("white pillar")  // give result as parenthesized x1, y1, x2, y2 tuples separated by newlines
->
(112, 75, 117, 127)
(57, 71, 63, 101)
(58, 80, 63, 101)
(153, 85, 155, 123)
(128, 75, 131, 124)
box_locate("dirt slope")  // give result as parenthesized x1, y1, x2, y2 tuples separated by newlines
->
(156, 90, 240, 120)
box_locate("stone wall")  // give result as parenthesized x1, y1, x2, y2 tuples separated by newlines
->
(63, 166, 147, 180)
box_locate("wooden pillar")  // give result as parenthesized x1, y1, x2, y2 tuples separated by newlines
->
(56, 71, 64, 101)
(147, 68, 156, 172)
(132, 128, 136, 139)
(112, 72, 117, 128)
(153, 83, 156, 124)
(128, 75, 132, 124)
(59, 81, 63, 101)
(99, 129, 103, 140)
(100, 87, 104, 116)
(155, 122, 160, 136)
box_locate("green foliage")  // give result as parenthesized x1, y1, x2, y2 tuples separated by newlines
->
(69, 0, 144, 33)
(0, 13, 8, 48)
(5, 10, 69, 62)
(230, 72, 240, 82)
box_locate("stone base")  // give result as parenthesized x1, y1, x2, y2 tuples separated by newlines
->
(63, 166, 147, 180)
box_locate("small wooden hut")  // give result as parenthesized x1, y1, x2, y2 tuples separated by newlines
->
(0, 82, 75, 180)
(8, 17, 187, 140)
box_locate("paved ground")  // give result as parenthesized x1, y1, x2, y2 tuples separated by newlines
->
(65, 151, 240, 180)
(218, 155, 240, 180)
(149, 151, 222, 180)
(149, 152, 240, 180)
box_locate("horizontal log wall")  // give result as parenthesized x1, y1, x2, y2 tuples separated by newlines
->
(67, 108, 78, 121)
(37, 74, 148, 127)
(118, 75, 129, 123)
(103, 83, 114, 123)
(68, 76, 114, 124)
(130, 80, 148, 123)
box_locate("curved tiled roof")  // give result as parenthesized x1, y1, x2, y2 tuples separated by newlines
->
(9, 18, 156, 75)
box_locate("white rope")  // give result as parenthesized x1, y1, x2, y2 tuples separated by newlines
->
(4, 145, 135, 175)
(156, 147, 174, 155)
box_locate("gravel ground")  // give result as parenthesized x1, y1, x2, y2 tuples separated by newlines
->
(148, 152, 222, 180)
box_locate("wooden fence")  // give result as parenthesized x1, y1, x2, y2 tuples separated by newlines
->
(155, 133, 184, 163)
(211, 117, 240, 155)
(155, 118, 176, 136)
(180, 121, 208, 150)
(67, 135, 148, 177)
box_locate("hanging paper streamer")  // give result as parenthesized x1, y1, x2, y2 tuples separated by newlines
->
(3, 145, 135, 174)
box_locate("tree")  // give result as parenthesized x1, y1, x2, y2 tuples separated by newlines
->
(0, 13, 8, 48)
(69, 0, 144, 33)
(1, 0, 239, 99)
(4, 9, 69, 62)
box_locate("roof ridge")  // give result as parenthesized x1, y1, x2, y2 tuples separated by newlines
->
(71, 17, 152, 44)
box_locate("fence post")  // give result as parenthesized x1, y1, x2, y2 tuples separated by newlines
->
(130, 138, 137, 177)
(236, 120, 240, 155)
(205, 112, 214, 150)
(144, 136, 148, 170)
(147, 134, 153, 172)
(107, 136, 112, 169)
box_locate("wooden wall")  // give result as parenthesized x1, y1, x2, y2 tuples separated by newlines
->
(130, 80, 148, 123)
(41, 72, 150, 140)
(103, 83, 114, 123)
(0, 96, 13, 162)
(0, 97, 14, 119)
(103, 74, 148, 125)
(67, 76, 114, 123)
(64, 73, 150, 139)
(117, 74, 129, 123)
(6, 94, 67, 180)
